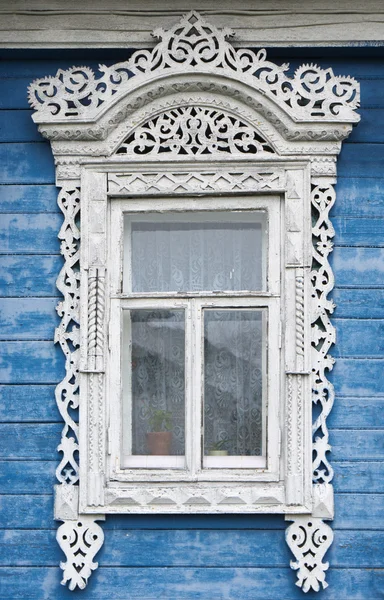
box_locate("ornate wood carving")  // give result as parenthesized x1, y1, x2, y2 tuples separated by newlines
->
(286, 516, 334, 593)
(57, 517, 105, 590)
(108, 170, 285, 196)
(28, 11, 359, 123)
(115, 106, 275, 157)
(28, 10, 359, 594)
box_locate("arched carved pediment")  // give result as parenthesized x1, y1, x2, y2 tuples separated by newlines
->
(115, 106, 275, 158)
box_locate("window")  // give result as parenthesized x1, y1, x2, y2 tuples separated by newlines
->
(28, 10, 359, 592)
(108, 199, 281, 480)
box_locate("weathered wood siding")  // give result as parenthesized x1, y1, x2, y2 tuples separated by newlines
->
(1, 1, 384, 47)
(0, 48, 384, 599)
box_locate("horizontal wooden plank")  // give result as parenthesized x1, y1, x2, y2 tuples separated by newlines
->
(332, 288, 384, 319)
(338, 143, 384, 178)
(0, 461, 56, 494)
(0, 424, 62, 460)
(333, 177, 384, 217)
(1, 2, 384, 50)
(0, 342, 64, 384)
(332, 319, 384, 358)
(1, 566, 384, 600)
(332, 247, 384, 287)
(330, 429, 384, 461)
(0, 213, 61, 254)
(0, 184, 58, 213)
(0, 142, 54, 184)
(333, 461, 384, 493)
(1, 528, 384, 568)
(0, 298, 58, 340)
(333, 217, 384, 247)
(0, 495, 54, 530)
(0, 79, 31, 109)
(0, 110, 41, 143)
(334, 494, 384, 530)
(0, 255, 61, 296)
(330, 358, 384, 396)
(0, 385, 59, 422)
(329, 398, 384, 429)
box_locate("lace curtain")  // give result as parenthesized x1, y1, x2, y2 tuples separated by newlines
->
(126, 217, 265, 457)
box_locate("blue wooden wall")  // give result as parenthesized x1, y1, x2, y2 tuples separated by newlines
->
(0, 49, 383, 599)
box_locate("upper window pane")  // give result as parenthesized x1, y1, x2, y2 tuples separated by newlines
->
(124, 212, 266, 293)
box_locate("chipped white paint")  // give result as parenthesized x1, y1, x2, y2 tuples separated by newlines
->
(28, 11, 359, 592)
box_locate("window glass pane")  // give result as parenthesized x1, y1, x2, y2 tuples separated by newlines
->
(124, 212, 266, 293)
(123, 309, 185, 457)
(203, 309, 265, 458)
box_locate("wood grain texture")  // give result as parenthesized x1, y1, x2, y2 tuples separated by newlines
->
(0, 142, 54, 184)
(0, 214, 61, 254)
(1, 566, 384, 599)
(0, 298, 59, 341)
(0, 385, 60, 422)
(0, 185, 58, 213)
(0, 255, 61, 296)
(1, 1, 384, 47)
(1, 528, 384, 568)
(332, 288, 384, 318)
(0, 342, 64, 384)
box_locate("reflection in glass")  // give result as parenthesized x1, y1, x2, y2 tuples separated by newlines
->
(126, 212, 265, 293)
(204, 309, 264, 457)
(123, 309, 185, 456)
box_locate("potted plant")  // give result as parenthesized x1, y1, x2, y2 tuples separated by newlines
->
(145, 408, 173, 455)
(209, 438, 230, 456)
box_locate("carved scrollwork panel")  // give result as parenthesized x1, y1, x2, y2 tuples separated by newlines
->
(55, 186, 81, 485)
(115, 106, 275, 157)
(28, 12, 359, 123)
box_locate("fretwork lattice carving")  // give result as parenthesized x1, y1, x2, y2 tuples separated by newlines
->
(311, 184, 336, 485)
(115, 106, 275, 157)
(55, 187, 80, 484)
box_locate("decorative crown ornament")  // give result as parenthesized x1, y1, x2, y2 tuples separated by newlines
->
(28, 11, 359, 122)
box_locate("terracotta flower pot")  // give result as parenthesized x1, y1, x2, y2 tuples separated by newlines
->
(146, 431, 172, 455)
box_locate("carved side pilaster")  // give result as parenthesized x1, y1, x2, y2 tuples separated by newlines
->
(286, 183, 336, 592)
(55, 186, 81, 485)
(54, 184, 105, 588)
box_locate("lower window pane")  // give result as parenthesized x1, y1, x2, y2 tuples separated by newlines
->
(203, 309, 265, 464)
(123, 309, 185, 461)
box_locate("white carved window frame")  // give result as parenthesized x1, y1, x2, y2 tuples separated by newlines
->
(28, 11, 360, 593)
